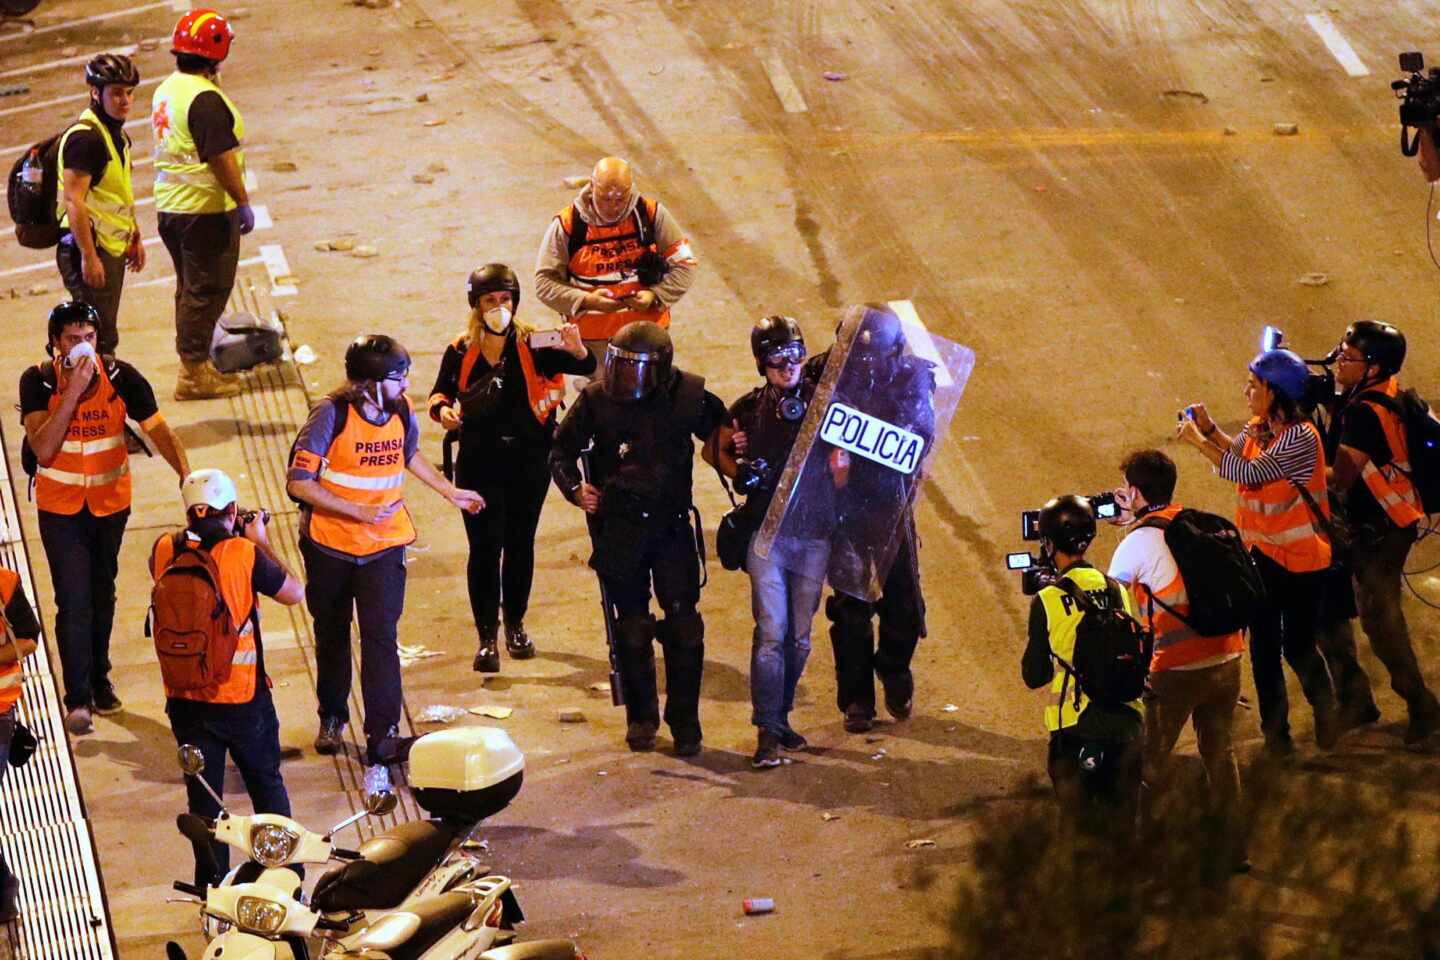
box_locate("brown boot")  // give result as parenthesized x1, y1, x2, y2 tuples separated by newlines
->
(174, 358, 242, 400)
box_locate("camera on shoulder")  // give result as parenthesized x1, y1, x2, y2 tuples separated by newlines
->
(1007, 492, 1115, 596)
(1394, 52, 1440, 155)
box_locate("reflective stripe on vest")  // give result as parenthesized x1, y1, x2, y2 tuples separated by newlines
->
(452, 334, 566, 426)
(151, 534, 259, 704)
(1134, 506, 1246, 672)
(56, 108, 136, 257)
(151, 71, 245, 214)
(557, 201, 671, 341)
(34, 361, 131, 516)
(1036, 566, 1143, 732)
(0, 569, 21, 712)
(1234, 419, 1331, 573)
(1358, 379, 1426, 529)
(308, 399, 416, 557)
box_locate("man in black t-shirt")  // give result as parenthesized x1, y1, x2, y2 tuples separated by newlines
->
(705, 316, 827, 768)
(55, 54, 145, 355)
(1327, 320, 1440, 745)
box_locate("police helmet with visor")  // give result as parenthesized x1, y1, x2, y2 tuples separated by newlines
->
(344, 334, 411, 383)
(849, 303, 907, 378)
(85, 53, 140, 89)
(1343, 320, 1406, 377)
(750, 315, 805, 375)
(1037, 494, 1097, 555)
(604, 321, 673, 403)
(467, 263, 521, 312)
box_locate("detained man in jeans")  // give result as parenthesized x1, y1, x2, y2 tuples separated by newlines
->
(704, 316, 828, 768)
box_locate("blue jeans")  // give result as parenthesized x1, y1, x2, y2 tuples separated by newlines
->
(747, 538, 827, 734)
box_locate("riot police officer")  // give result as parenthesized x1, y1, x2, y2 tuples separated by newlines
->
(550, 321, 726, 755)
(806, 304, 934, 734)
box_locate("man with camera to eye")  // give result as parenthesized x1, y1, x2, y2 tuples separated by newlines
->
(151, 468, 303, 886)
(1325, 321, 1440, 745)
(1020, 495, 1144, 841)
(703, 316, 827, 769)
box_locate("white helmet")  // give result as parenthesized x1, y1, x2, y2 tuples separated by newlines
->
(181, 468, 238, 513)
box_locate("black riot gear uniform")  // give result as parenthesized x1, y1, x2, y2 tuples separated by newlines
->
(550, 356, 726, 753)
(805, 305, 936, 730)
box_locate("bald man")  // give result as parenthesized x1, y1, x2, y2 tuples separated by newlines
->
(535, 157, 697, 360)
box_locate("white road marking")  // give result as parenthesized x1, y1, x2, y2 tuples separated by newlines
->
(0, 219, 270, 276)
(259, 243, 297, 296)
(0, 75, 161, 119)
(0, 41, 165, 80)
(760, 52, 808, 114)
(129, 253, 264, 289)
(1306, 13, 1370, 77)
(250, 204, 272, 230)
(887, 300, 956, 388)
(0, 0, 173, 45)
(0, 196, 154, 242)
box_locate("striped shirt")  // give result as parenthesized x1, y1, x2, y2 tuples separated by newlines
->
(1218, 421, 1318, 486)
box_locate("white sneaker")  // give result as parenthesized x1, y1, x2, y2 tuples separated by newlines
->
(363, 764, 392, 796)
(64, 706, 93, 735)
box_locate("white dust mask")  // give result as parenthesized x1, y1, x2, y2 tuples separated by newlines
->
(482, 306, 512, 335)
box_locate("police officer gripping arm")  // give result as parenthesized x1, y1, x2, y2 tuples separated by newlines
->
(550, 321, 725, 756)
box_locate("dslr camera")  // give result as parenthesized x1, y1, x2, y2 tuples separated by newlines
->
(733, 457, 773, 495)
(1394, 52, 1440, 155)
(233, 507, 271, 535)
(1008, 493, 1116, 596)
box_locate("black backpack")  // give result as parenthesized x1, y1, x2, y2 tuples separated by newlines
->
(5, 119, 97, 249)
(1054, 577, 1152, 709)
(1140, 509, 1264, 637)
(1356, 388, 1440, 516)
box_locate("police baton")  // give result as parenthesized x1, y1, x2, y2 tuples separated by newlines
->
(579, 444, 625, 708)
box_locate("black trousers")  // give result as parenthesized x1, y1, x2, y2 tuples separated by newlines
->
(829, 529, 924, 717)
(1048, 729, 1142, 845)
(457, 438, 552, 634)
(1248, 548, 1336, 745)
(37, 506, 128, 709)
(599, 520, 704, 738)
(158, 209, 239, 362)
(56, 234, 125, 354)
(168, 695, 291, 886)
(1352, 524, 1439, 717)
(301, 539, 406, 764)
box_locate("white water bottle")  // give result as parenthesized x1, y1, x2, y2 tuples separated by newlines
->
(19, 150, 43, 195)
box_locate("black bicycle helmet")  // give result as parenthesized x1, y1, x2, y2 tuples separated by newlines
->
(344, 334, 411, 382)
(1343, 320, 1406, 377)
(749, 315, 805, 375)
(84, 53, 140, 88)
(47, 301, 100, 343)
(466, 263, 521, 312)
(1037, 495, 1097, 555)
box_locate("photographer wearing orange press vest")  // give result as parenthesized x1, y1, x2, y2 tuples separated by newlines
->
(1322, 321, 1440, 746)
(20, 301, 189, 736)
(287, 335, 484, 791)
(151, 468, 303, 886)
(534, 156, 697, 362)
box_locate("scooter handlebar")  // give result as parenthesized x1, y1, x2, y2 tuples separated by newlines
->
(332, 847, 361, 860)
(314, 916, 350, 932)
(172, 880, 205, 898)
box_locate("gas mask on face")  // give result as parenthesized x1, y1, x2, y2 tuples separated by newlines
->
(61, 341, 96, 369)
(482, 306, 513, 335)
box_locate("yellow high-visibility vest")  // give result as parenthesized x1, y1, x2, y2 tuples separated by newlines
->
(1037, 566, 1144, 732)
(56, 108, 135, 257)
(151, 71, 245, 214)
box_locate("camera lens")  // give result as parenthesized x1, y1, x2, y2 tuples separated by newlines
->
(778, 396, 807, 421)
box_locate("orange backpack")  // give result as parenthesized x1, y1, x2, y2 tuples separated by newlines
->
(151, 535, 239, 692)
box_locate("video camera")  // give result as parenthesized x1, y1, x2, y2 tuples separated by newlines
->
(1258, 325, 1337, 409)
(1008, 493, 1117, 596)
(1395, 52, 1440, 155)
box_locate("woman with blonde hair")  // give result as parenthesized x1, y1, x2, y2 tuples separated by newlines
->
(427, 263, 595, 672)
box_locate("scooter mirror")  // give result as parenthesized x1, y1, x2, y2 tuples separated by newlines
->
(177, 744, 206, 777)
(366, 790, 398, 816)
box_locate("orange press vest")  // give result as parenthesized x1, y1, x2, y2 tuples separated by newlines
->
(1234, 419, 1331, 573)
(151, 534, 260, 704)
(306, 398, 416, 557)
(1356, 378, 1426, 529)
(0, 569, 25, 714)
(444, 335, 566, 426)
(34, 360, 131, 517)
(557, 198, 671, 341)
(1135, 505, 1246, 672)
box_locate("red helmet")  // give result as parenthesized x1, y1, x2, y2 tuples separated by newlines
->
(171, 9, 234, 62)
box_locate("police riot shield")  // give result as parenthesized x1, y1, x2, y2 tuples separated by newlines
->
(752, 303, 975, 602)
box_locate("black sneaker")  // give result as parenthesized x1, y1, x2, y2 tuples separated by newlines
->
(92, 683, 122, 716)
(1339, 701, 1381, 732)
(752, 730, 783, 769)
(1404, 702, 1440, 746)
(881, 673, 913, 721)
(843, 704, 874, 734)
(674, 737, 702, 758)
(315, 716, 346, 756)
(777, 726, 808, 751)
(626, 721, 658, 752)
(473, 632, 500, 674)
(504, 623, 536, 660)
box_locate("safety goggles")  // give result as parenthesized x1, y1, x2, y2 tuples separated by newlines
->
(762, 342, 806, 369)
